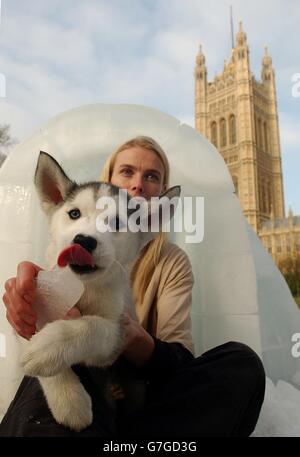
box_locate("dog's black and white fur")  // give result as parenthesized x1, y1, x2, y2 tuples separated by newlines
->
(20, 151, 180, 431)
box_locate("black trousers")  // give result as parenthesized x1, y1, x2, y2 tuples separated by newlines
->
(0, 341, 266, 437)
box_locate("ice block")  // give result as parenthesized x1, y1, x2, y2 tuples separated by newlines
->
(32, 266, 84, 331)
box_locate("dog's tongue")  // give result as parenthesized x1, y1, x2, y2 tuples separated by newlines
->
(57, 244, 95, 268)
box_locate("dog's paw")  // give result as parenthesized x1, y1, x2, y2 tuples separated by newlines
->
(49, 383, 93, 432)
(21, 331, 65, 377)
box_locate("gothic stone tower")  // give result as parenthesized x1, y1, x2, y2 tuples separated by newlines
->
(194, 22, 285, 233)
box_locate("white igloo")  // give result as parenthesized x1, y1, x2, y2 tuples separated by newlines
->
(0, 104, 300, 434)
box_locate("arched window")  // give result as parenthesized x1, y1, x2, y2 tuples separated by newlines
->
(211, 122, 218, 147)
(257, 118, 263, 149)
(265, 182, 269, 214)
(220, 118, 227, 147)
(262, 182, 266, 213)
(259, 183, 263, 212)
(255, 116, 259, 146)
(264, 121, 269, 152)
(229, 114, 237, 144)
(267, 182, 272, 213)
(232, 175, 239, 196)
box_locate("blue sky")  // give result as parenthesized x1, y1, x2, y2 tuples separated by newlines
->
(0, 0, 299, 214)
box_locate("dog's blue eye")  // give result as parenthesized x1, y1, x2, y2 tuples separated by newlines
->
(68, 209, 81, 220)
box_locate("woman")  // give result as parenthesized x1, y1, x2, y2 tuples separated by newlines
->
(1, 136, 265, 437)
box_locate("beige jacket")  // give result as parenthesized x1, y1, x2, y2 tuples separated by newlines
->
(135, 242, 195, 355)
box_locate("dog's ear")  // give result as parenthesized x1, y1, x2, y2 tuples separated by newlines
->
(156, 186, 181, 223)
(34, 151, 76, 217)
(129, 185, 181, 249)
(146, 185, 181, 230)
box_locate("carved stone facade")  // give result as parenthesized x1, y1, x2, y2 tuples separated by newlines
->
(194, 22, 300, 264)
(259, 208, 300, 263)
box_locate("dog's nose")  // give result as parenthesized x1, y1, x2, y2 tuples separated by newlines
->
(73, 234, 97, 253)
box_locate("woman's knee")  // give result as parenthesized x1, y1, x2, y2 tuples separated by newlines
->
(201, 341, 266, 386)
(224, 341, 266, 393)
(222, 340, 257, 355)
(226, 340, 264, 365)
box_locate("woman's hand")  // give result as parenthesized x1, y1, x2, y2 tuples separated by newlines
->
(120, 311, 155, 367)
(3, 261, 42, 340)
(3, 261, 82, 340)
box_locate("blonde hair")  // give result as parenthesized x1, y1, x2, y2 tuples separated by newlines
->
(99, 136, 170, 307)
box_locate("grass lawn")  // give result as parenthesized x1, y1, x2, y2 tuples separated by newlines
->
(295, 297, 300, 308)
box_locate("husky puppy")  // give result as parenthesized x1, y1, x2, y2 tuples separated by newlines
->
(20, 151, 180, 432)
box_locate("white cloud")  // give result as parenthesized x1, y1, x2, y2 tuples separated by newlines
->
(1, 11, 96, 76)
(0, 0, 299, 219)
(0, 53, 94, 139)
(0, 0, 298, 214)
